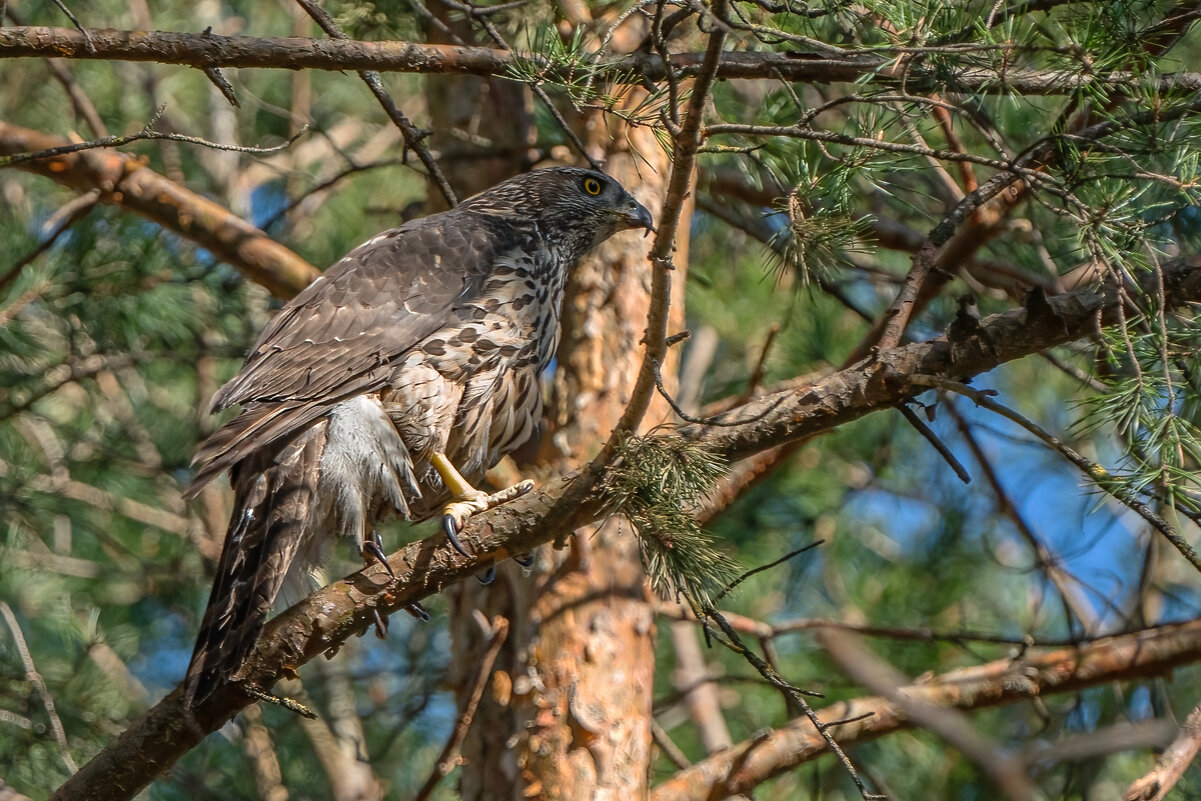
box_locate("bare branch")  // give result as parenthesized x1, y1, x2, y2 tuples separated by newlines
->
(293, 0, 457, 207)
(650, 620, 1201, 801)
(1124, 702, 1201, 801)
(0, 120, 320, 299)
(0, 602, 77, 774)
(3, 26, 1200, 95)
(915, 376, 1201, 573)
(819, 628, 1036, 801)
(413, 614, 509, 801)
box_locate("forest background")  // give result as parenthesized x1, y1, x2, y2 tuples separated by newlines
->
(2, 0, 1201, 799)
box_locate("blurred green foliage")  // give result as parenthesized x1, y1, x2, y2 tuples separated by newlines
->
(3, 0, 1201, 799)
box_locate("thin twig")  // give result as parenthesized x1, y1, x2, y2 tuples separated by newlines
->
(651, 718, 693, 769)
(448, 0, 602, 170)
(914, 376, 1201, 573)
(0, 189, 100, 294)
(819, 628, 1036, 801)
(4, 8, 106, 136)
(0, 116, 307, 168)
(945, 398, 1102, 633)
(714, 541, 823, 603)
(412, 614, 510, 801)
(49, 0, 92, 51)
(699, 606, 884, 800)
(0, 602, 78, 773)
(294, 0, 457, 207)
(898, 403, 972, 484)
(200, 66, 240, 107)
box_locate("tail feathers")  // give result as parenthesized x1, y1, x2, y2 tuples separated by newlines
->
(184, 425, 326, 707)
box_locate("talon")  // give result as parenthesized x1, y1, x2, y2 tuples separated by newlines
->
(361, 533, 395, 578)
(513, 552, 535, 568)
(443, 514, 471, 557)
(371, 608, 389, 639)
(430, 453, 536, 561)
(475, 565, 496, 585)
(404, 602, 430, 622)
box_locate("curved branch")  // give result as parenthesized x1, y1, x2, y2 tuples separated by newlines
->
(650, 620, 1201, 801)
(0, 120, 319, 299)
(48, 252, 1201, 801)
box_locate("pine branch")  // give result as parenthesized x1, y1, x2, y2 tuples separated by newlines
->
(0, 120, 319, 299)
(3, 26, 1200, 95)
(48, 251, 1201, 801)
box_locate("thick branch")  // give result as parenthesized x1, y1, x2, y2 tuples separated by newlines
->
(0, 120, 319, 299)
(3, 27, 1200, 95)
(49, 255, 1201, 800)
(650, 620, 1201, 801)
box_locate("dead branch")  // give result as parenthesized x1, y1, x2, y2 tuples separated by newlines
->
(0, 120, 319, 299)
(650, 620, 1201, 801)
(819, 628, 1036, 801)
(3, 26, 1200, 95)
(1124, 701, 1201, 801)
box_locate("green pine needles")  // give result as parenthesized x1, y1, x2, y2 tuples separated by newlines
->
(602, 434, 740, 607)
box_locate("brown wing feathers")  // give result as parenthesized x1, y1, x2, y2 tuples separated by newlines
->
(184, 424, 326, 705)
(183, 209, 506, 704)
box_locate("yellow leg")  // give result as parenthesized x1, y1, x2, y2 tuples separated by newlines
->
(430, 452, 534, 558)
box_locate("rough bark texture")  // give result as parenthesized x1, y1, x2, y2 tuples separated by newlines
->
(443, 90, 674, 799)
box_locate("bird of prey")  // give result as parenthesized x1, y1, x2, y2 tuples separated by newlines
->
(182, 168, 653, 705)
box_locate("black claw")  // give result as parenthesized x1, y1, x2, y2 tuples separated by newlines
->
(513, 552, 535, 568)
(362, 534, 395, 578)
(404, 602, 431, 622)
(443, 514, 472, 557)
(371, 608, 389, 639)
(475, 565, 496, 585)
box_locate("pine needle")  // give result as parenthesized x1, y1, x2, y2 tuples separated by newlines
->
(602, 434, 740, 606)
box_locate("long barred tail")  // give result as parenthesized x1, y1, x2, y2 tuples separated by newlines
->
(183, 426, 326, 707)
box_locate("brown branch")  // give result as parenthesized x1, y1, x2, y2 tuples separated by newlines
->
(293, 0, 457, 208)
(0, 602, 78, 773)
(650, 620, 1201, 801)
(413, 614, 509, 801)
(0, 120, 319, 299)
(47, 253, 1201, 801)
(1124, 701, 1201, 801)
(3, 26, 1201, 94)
(819, 628, 1036, 801)
(946, 399, 1102, 631)
(564, 0, 731, 531)
(3, 9, 107, 137)
(917, 376, 1201, 573)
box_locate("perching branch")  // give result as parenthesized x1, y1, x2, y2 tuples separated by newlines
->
(49, 251, 1201, 801)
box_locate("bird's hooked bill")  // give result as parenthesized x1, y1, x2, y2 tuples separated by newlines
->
(624, 201, 655, 236)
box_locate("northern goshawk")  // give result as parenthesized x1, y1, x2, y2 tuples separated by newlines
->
(183, 168, 653, 705)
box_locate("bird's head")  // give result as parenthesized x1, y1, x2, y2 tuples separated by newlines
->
(461, 167, 654, 254)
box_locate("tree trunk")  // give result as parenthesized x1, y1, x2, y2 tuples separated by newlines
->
(427, 74, 686, 794)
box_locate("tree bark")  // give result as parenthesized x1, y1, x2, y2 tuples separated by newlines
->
(439, 78, 679, 796)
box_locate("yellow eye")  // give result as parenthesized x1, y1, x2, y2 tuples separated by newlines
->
(583, 177, 602, 196)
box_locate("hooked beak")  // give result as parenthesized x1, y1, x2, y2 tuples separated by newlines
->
(623, 200, 655, 235)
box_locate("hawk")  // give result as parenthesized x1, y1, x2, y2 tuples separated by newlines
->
(183, 168, 653, 705)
